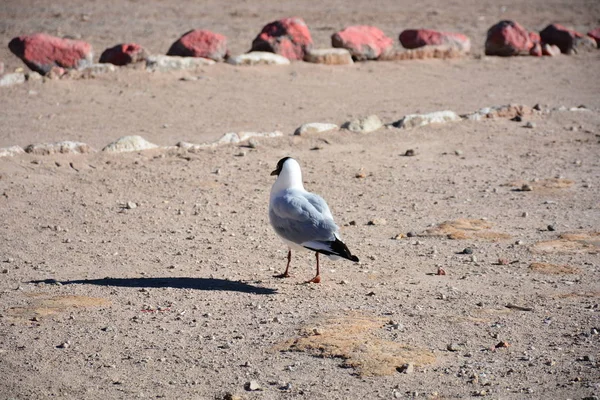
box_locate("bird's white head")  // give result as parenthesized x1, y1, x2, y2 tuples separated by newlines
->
(270, 157, 304, 191)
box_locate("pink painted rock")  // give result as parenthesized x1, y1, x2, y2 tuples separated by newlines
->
(588, 28, 600, 46)
(485, 20, 533, 56)
(399, 29, 471, 52)
(529, 32, 541, 44)
(100, 43, 148, 65)
(331, 25, 393, 60)
(540, 24, 597, 54)
(167, 30, 228, 61)
(9, 33, 93, 75)
(250, 17, 313, 60)
(542, 43, 561, 56)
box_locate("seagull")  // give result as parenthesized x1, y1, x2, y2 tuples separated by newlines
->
(269, 157, 359, 283)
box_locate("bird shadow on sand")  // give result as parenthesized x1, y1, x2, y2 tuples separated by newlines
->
(29, 277, 277, 295)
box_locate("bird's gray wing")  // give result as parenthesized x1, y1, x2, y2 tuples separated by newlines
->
(270, 189, 338, 245)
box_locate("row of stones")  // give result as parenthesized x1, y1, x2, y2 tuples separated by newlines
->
(1, 103, 587, 158)
(3, 18, 598, 81)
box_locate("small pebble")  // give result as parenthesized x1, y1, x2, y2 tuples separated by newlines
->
(524, 122, 536, 129)
(406, 231, 416, 237)
(245, 381, 261, 391)
(397, 363, 414, 374)
(126, 201, 137, 209)
(404, 149, 415, 156)
(521, 184, 533, 192)
(522, 212, 528, 217)
(367, 218, 387, 226)
(447, 343, 461, 352)
(547, 224, 555, 231)
(461, 247, 473, 255)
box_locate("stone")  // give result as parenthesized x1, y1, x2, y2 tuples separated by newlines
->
(540, 24, 597, 54)
(393, 110, 461, 129)
(145, 55, 215, 72)
(80, 63, 117, 74)
(102, 136, 158, 153)
(251, 17, 313, 60)
(304, 48, 353, 65)
(529, 42, 542, 56)
(588, 28, 600, 46)
(331, 25, 394, 60)
(447, 343, 461, 352)
(542, 44, 561, 56)
(342, 115, 383, 133)
(0, 145, 25, 157)
(26, 71, 43, 82)
(368, 218, 387, 226)
(245, 380, 261, 391)
(0, 72, 26, 87)
(485, 20, 533, 56)
(8, 33, 93, 75)
(25, 141, 94, 155)
(176, 141, 209, 153)
(294, 122, 339, 136)
(462, 104, 534, 121)
(397, 363, 414, 374)
(379, 45, 465, 61)
(167, 30, 228, 61)
(226, 52, 289, 66)
(399, 29, 471, 52)
(99, 43, 148, 65)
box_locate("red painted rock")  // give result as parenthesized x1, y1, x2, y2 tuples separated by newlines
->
(540, 24, 597, 54)
(485, 20, 533, 56)
(99, 43, 148, 66)
(8, 33, 93, 75)
(529, 31, 541, 44)
(399, 29, 471, 52)
(167, 30, 228, 61)
(251, 17, 312, 60)
(588, 27, 600, 46)
(331, 25, 393, 60)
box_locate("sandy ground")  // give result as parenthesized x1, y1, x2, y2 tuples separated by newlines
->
(1, 1, 600, 399)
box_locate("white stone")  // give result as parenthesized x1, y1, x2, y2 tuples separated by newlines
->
(395, 110, 461, 129)
(103, 136, 158, 153)
(227, 52, 290, 66)
(146, 55, 215, 72)
(0, 73, 26, 87)
(342, 115, 383, 133)
(25, 141, 94, 155)
(294, 123, 339, 136)
(0, 145, 25, 157)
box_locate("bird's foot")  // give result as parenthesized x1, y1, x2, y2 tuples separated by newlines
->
(305, 275, 321, 284)
(274, 272, 291, 279)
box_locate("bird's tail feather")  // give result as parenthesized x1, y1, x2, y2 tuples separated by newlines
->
(303, 238, 359, 262)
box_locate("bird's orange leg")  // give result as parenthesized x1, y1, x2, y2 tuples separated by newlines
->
(275, 250, 292, 278)
(306, 252, 321, 284)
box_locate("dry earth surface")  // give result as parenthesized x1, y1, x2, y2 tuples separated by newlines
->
(1, 1, 600, 399)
